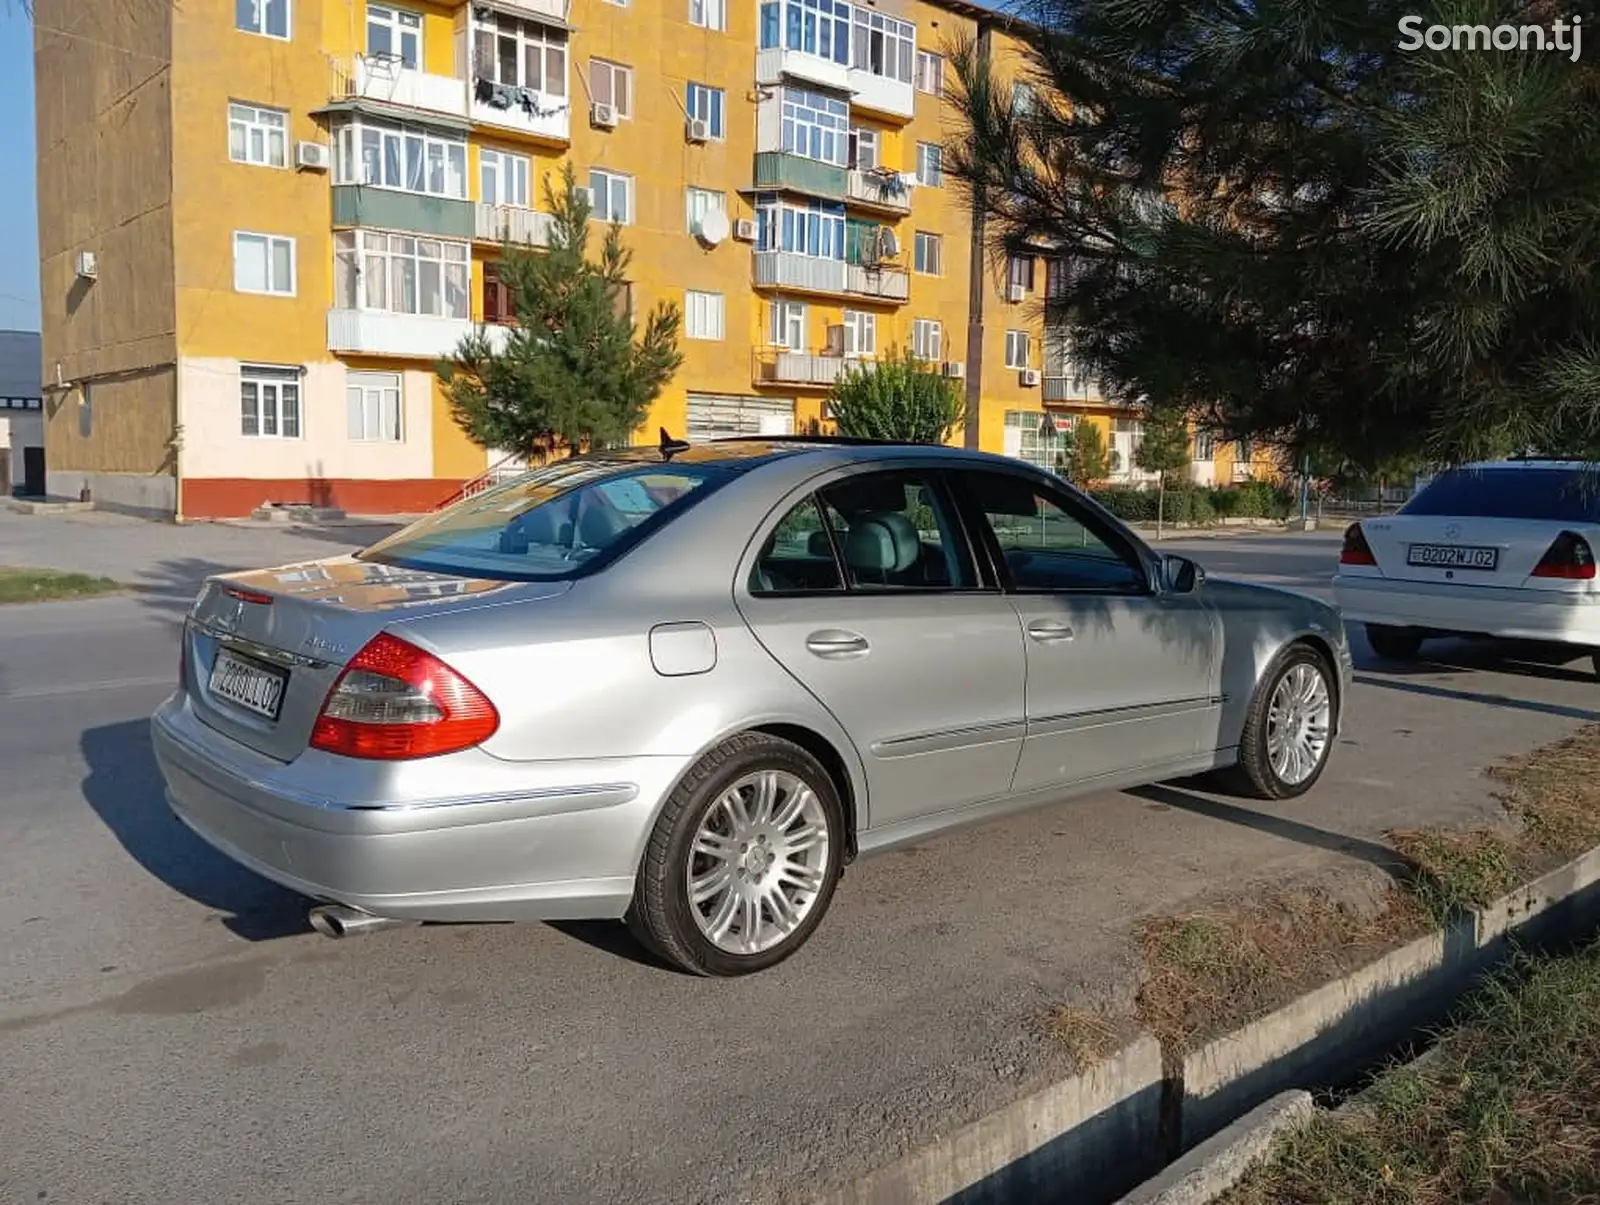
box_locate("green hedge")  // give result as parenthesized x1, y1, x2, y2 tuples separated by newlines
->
(1087, 481, 1293, 523)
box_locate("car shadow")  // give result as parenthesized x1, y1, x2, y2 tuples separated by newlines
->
(79, 719, 311, 941)
(543, 920, 677, 971)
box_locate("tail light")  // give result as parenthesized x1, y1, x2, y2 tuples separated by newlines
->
(1531, 531, 1597, 580)
(310, 632, 499, 760)
(1340, 523, 1377, 566)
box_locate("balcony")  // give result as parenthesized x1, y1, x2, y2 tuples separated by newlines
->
(848, 69, 915, 120)
(468, 0, 570, 21)
(753, 152, 847, 200)
(845, 262, 909, 302)
(330, 55, 467, 120)
(753, 251, 847, 295)
(332, 186, 473, 240)
(1042, 372, 1106, 404)
(474, 203, 554, 247)
(756, 46, 851, 94)
(328, 309, 476, 359)
(845, 168, 913, 214)
(754, 351, 848, 388)
(470, 78, 571, 143)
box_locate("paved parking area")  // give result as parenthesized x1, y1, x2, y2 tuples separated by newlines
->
(1, 514, 1594, 1204)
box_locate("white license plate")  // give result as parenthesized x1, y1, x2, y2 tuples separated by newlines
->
(1406, 543, 1499, 570)
(208, 649, 288, 720)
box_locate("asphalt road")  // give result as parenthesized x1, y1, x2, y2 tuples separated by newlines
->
(3, 514, 1597, 1205)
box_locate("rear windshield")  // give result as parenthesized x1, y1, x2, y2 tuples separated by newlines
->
(1400, 468, 1600, 523)
(358, 458, 733, 581)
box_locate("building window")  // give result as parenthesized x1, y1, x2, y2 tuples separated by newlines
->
(759, 0, 851, 63)
(1008, 255, 1034, 293)
(685, 290, 725, 340)
(334, 118, 467, 199)
(228, 103, 288, 168)
(851, 9, 913, 83)
(347, 372, 403, 442)
(233, 232, 295, 296)
(912, 317, 942, 362)
(479, 148, 531, 207)
(842, 309, 875, 357)
(240, 366, 301, 439)
(780, 86, 850, 167)
(483, 262, 517, 323)
(1237, 438, 1253, 463)
(913, 231, 942, 276)
(473, 12, 568, 98)
(236, 0, 289, 40)
(366, 4, 421, 69)
(848, 126, 878, 170)
(686, 187, 726, 234)
(589, 169, 633, 224)
(334, 230, 470, 318)
(1005, 330, 1032, 369)
(686, 82, 725, 139)
(689, 0, 727, 31)
(915, 142, 942, 187)
(589, 58, 633, 117)
(756, 194, 847, 259)
(1193, 430, 1216, 461)
(1045, 258, 1070, 299)
(915, 50, 943, 95)
(1004, 410, 1067, 472)
(770, 300, 807, 348)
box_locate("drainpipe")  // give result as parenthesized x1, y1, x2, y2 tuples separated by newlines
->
(961, 19, 994, 449)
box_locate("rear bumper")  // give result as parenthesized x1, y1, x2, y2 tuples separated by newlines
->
(151, 693, 688, 922)
(1333, 574, 1600, 646)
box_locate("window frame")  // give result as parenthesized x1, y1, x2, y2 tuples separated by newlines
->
(333, 229, 471, 319)
(239, 364, 302, 440)
(684, 289, 726, 341)
(779, 85, 851, 167)
(913, 230, 942, 276)
(334, 117, 469, 200)
(914, 50, 944, 95)
(228, 102, 289, 168)
(589, 57, 634, 118)
(233, 231, 296, 296)
(850, 8, 914, 83)
(915, 141, 943, 187)
(685, 82, 726, 139)
(472, 12, 569, 98)
(236, 0, 291, 41)
(686, 186, 726, 234)
(689, 0, 728, 30)
(479, 147, 532, 207)
(848, 126, 879, 170)
(948, 466, 1158, 597)
(755, 193, 847, 260)
(1005, 329, 1032, 370)
(346, 370, 405, 443)
(366, 3, 422, 69)
(911, 317, 942, 362)
(769, 299, 807, 348)
(589, 168, 633, 224)
(744, 467, 999, 599)
(842, 309, 876, 358)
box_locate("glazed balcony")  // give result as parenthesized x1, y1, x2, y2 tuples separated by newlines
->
(753, 152, 847, 201)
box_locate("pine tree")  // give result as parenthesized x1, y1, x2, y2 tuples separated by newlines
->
(438, 165, 684, 461)
(1134, 406, 1193, 539)
(827, 346, 965, 444)
(947, 0, 1600, 467)
(1068, 419, 1108, 487)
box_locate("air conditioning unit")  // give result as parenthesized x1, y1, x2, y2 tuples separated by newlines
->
(1019, 368, 1041, 387)
(878, 228, 900, 258)
(590, 102, 618, 129)
(1006, 282, 1026, 302)
(74, 251, 97, 280)
(941, 361, 965, 379)
(733, 218, 757, 242)
(296, 141, 330, 171)
(685, 117, 710, 143)
(824, 324, 846, 355)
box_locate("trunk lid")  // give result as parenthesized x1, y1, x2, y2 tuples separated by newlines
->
(181, 555, 558, 762)
(1357, 515, 1582, 588)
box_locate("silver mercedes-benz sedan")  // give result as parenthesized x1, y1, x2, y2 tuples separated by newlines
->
(152, 437, 1352, 976)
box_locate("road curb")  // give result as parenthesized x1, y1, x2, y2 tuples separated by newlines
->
(1110, 1091, 1313, 1205)
(834, 845, 1600, 1205)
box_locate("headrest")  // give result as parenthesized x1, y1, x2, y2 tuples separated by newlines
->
(808, 530, 834, 557)
(579, 504, 624, 548)
(843, 511, 920, 575)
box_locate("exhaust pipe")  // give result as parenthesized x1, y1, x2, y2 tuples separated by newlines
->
(308, 903, 409, 938)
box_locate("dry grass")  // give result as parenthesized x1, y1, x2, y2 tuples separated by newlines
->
(1390, 725, 1600, 923)
(1218, 942, 1600, 1205)
(1041, 1004, 1127, 1070)
(1134, 887, 1431, 1052)
(0, 566, 125, 604)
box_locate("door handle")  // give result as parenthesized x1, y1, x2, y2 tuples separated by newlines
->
(1026, 621, 1075, 643)
(805, 629, 870, 658)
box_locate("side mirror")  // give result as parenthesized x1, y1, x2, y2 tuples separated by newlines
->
(1163, 554, 1204, 594)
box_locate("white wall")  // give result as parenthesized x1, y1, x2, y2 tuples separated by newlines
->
(0, 409, 43, 494)
(178, 357, 436, 480)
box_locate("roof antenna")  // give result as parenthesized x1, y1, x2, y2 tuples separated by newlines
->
(659, 426, 691, 462)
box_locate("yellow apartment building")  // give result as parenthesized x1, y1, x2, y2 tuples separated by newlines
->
(34, 0, 1265, 519)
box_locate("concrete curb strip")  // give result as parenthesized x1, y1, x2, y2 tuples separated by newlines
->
(1112, 1091, 1313, 1205)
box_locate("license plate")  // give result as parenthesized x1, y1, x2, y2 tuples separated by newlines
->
(208, 649, 289, 720)
(1406, 543, 1499, 570)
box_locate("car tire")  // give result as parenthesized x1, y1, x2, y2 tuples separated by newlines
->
(1365, 623, 1423, 660)
(1227, 642, 1339, 801)
(626, 732, 845, 977)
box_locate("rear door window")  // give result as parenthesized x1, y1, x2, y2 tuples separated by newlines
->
(1401, 468, 1600, 522)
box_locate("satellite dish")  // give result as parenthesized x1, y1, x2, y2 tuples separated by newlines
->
(697, 208, 730, 246)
